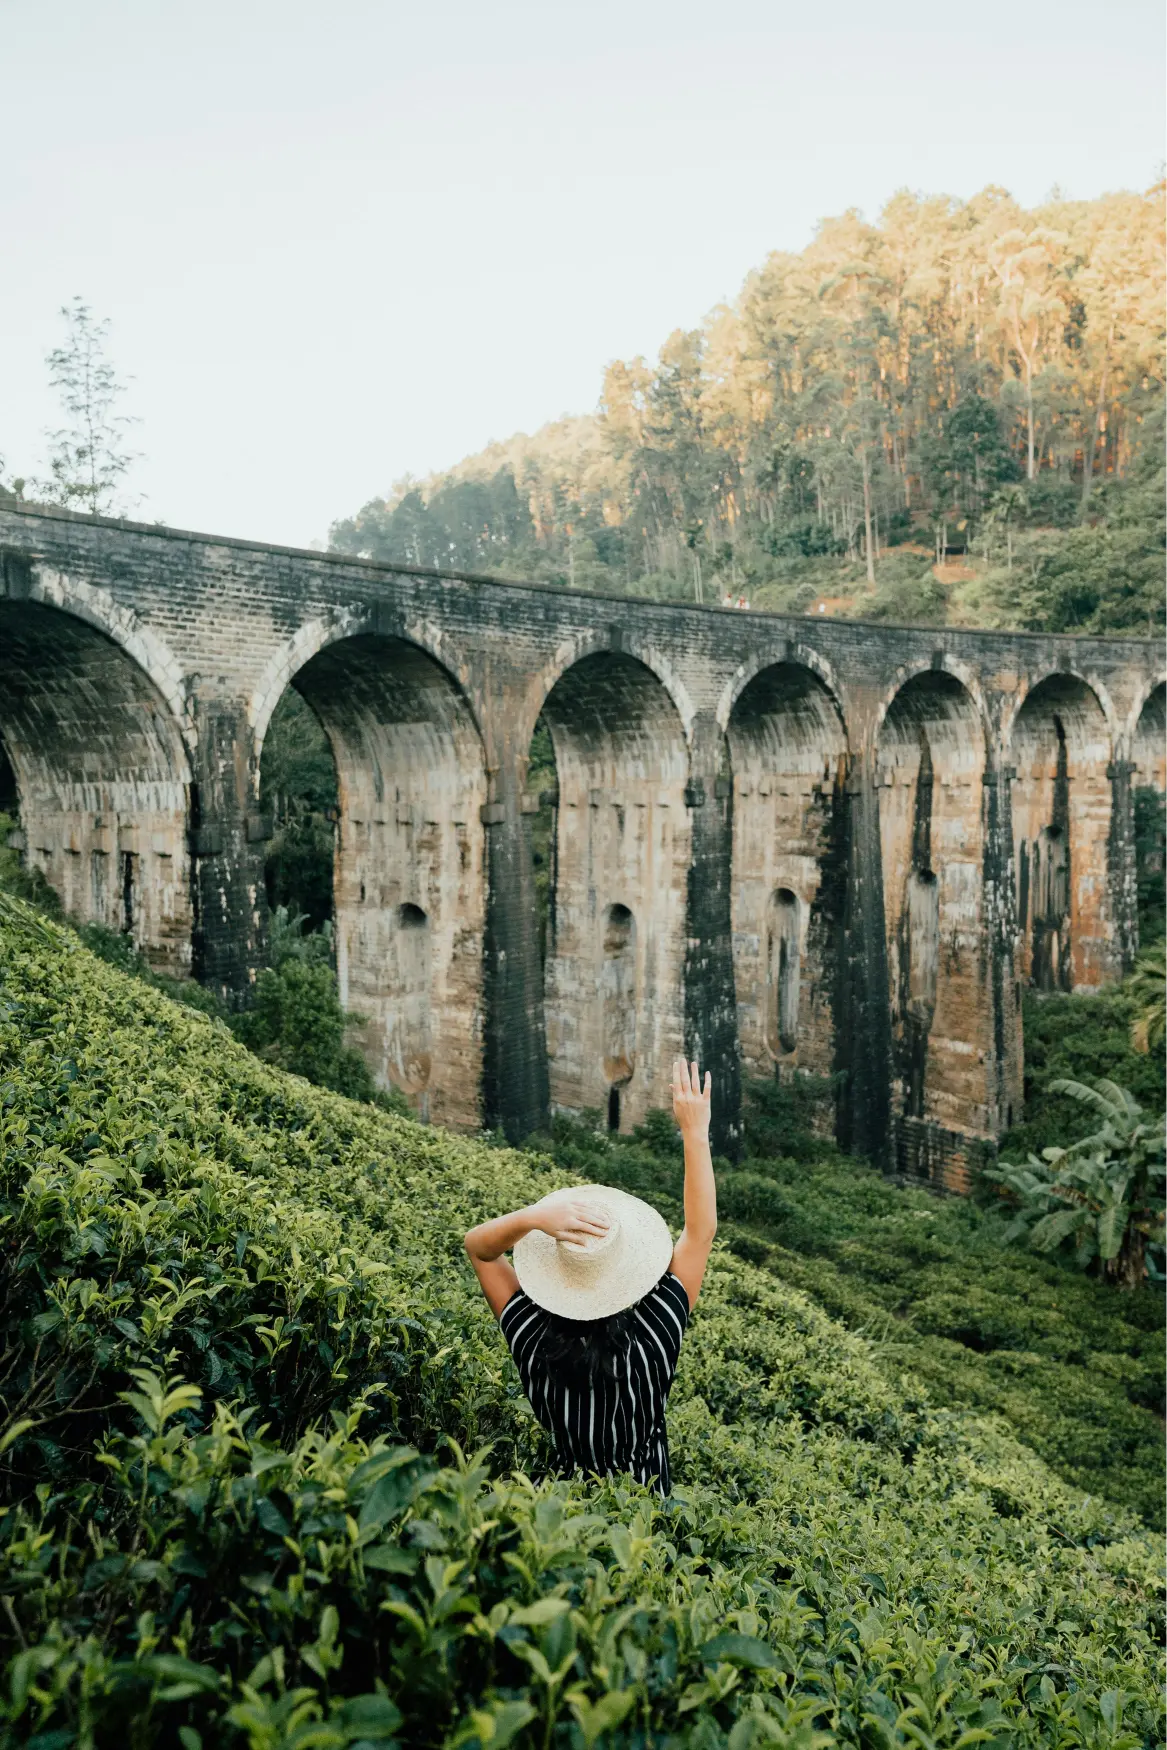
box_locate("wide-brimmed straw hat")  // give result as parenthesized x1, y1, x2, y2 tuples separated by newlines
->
(513, 1183, 674, 1321)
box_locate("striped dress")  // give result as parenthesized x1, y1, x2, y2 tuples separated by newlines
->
(499, 1271, 690, 1496)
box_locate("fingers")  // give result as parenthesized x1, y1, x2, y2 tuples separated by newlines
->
(557, 1202, 610, 1243)
(672, 1056, 710, 1100)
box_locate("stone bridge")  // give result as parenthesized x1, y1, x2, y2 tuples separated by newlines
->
(1, 502, 1162, 1183)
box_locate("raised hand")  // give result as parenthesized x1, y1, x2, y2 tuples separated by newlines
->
(671, 1057, 711, 1139)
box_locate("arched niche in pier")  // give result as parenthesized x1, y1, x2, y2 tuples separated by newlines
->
(1010, 674, 1114, 992)
(537, 651, 689, 1132)
(0, 600, 194, 973)
(877, 670, 988, 1143)
(262, 634, 486, 1127)
(726, 662, 848, 1086)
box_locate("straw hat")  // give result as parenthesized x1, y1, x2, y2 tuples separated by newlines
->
(513, 1183, 674, 1320)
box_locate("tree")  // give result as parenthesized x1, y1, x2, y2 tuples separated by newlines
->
(328, 184, 1165, 633)
(987, 227, 1066, 481)
(42, 297, 139, 514)
(990, 1078, 1165, 1288)
(1128, 943, 1166, 1056)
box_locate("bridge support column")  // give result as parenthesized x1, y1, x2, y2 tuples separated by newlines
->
(481, 719, 550, 1144)
(837, 757, 893, 1168)
(191, 706, 267, 1005)
(683, 716, 741, 1160)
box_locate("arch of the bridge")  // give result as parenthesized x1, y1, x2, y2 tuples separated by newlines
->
(1009, 672, 1114, 992)
(538, 650, 690, 1132)
(1131, 680, 1166, 794)
(0, 599, 194, 973)
(726, 661, 848, 1088)
(876, 668, 990, 1144)
(271, 632, 487, 1127)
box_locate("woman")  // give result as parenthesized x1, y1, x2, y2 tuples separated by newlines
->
(464, 1057, 716, 1496)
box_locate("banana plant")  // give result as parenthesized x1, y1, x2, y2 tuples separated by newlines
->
(990, 1078, 1165, 1287)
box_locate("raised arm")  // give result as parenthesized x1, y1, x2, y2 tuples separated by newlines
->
(464, 1197, 610, 1319)
(669, 1057, 717, 1309)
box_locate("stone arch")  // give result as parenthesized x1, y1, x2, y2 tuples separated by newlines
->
(716, 641, 849, 742)
(21, 565, 195, 752)
(872, 652, 990, 749)
(1130, 679, 1166, 794)
(1001, 664, 1119, 750)
(523, 630, 697, 762)
(249, 610, 483, 781)
(0, 598, 194, 973)
(539, 650, 690, 1131)
(726, 662, 848, 1085)
(876, 669, 990, 1152)
(1008, 672, 1114, 991)
(268, 632, 487, 1126)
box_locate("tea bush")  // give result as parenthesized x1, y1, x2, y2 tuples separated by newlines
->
(0, 900, 1162, 1748)
(537, 1109, 1166, 1529)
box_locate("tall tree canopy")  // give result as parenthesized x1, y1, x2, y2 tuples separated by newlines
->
(331, 184, 1165, 634)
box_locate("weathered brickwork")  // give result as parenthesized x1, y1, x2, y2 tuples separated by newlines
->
(728, 660, 847, 1087)
(289, 635, 486, 1130)
(0, 504, 1161, 1188)
(541, 653, 690, 1133)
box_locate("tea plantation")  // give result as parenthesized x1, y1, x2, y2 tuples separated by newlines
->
(0, 899, 1162, 1749)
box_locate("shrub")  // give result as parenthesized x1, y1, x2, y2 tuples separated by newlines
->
(0, 897, 1162, 1747)
(1128, 942, 1166, 1057)
(989, 1078, 1166, 1289)
(553, 1097, 1165, 1526)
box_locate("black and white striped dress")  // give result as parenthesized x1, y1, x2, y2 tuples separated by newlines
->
(499, 1271, 690, 1496)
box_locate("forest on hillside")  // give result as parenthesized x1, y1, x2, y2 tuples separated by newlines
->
(332, 185, 1165, 634)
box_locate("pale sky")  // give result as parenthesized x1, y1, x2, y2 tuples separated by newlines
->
(2, 0, 1163, 549)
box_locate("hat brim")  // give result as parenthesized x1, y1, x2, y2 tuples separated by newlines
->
(513, 1183, 675, 1320)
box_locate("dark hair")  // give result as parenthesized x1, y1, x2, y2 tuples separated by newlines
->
(539, 1302, 639, 1384)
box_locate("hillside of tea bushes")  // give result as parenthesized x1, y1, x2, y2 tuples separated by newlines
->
(0, 900, 1162, 1749)
(540, 1088, 1165, 1530)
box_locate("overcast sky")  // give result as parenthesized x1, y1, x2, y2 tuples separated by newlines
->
(2, 0, 1163, 549)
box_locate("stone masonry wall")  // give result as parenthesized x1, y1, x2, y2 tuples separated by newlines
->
(0, 505, 1161, 1187)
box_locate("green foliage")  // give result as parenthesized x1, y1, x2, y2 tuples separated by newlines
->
(1128, 942, 1166, 1056)
(38, 297, 140, 515)
(988, 1080, 1165, 1289)
(1133, 786, 1166, 946)
(235, 956, 378, 1101)
(0, 811, 61, 917)
(72, 905, 389, 1108)
(331, 188, 1164, 637)
(535, 1100, 1165, 1528)
(0, 898, 1162, 1746)
(1002, 987, 1164, 1161)
(260, 689, 339, 933)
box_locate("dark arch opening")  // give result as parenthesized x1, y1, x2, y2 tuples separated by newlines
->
(1132, 682, 1166, 945)
(537, 651, 689, 1130)
(0, 600, 193, 973)
(259, 688, 338, 933)
(727, 662, 847, 1094)
(877, 669, 987, 1142)
(0, 736, 17, 816)
(260, 633, 486, 1126)
(1011, 673, 1112, 990)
